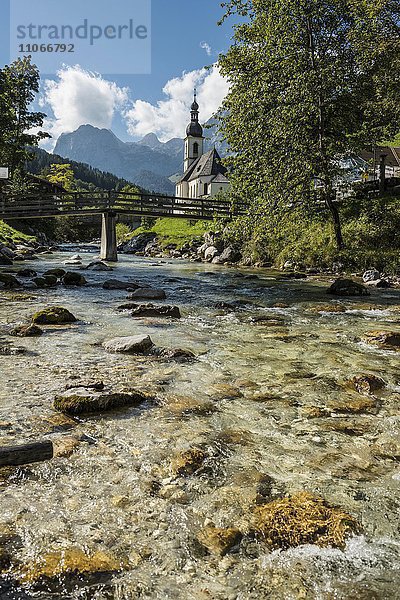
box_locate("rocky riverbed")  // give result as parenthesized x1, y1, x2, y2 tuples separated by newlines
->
(0, 251, 400, 599)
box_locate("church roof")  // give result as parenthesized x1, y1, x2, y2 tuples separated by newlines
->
(188, 148, 227, 181)
(210, 172, 229, 184)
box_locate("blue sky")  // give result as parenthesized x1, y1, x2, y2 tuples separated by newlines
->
(1, 0, 240, 146)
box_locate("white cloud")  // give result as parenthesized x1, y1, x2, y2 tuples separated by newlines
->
(200, 41, 212, 56)
(124, 65, 229, 141)
(39, 65, 129, 150)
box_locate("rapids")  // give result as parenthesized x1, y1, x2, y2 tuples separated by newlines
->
(0, 251, 399, 599)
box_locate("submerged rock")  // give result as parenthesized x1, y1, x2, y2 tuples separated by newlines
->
(309, 303, 346, 313)
(103, 335, 154, 354)
(19, 547, 128, 585)
(163, 395, 217, 417)
(31, 307, 77, 325)
(171, 448, 207, 476)
(363, 330, 400, 350)
(197, 526, 242, 556)
(252, 491, 360, 550)
(54, 387, 149, 415)
(10, 324, 43, 337)
(131, 304, 181, 318)
(62, 272, 87, 286)
(327, 278, 369, 296)
(151, 347, 196, 362)
(347, 374, 385, 395)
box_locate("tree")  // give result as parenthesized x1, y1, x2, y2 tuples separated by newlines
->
(218, 0, 400, 249)
(0, 56, 49, 176)
(41, 164, 75, 191)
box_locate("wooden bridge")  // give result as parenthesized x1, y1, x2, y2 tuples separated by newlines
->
(0, 190, 243, 261)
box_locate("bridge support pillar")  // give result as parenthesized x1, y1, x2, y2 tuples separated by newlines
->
(100, 211, 118, 262)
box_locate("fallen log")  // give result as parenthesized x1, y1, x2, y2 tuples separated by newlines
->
(0, 441, 53, 467)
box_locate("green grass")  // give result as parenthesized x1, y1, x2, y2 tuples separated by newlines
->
(132, 218, 209, 249)
(0, 220, 36, 246)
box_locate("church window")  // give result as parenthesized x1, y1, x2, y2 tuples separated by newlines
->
(193, 142, 199, 156)
(204, 183, 208, 195)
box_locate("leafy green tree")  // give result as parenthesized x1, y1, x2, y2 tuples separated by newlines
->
(0, 56, 49, 176)
(41, 163, 75, 191)
(218, 0, 400, 249)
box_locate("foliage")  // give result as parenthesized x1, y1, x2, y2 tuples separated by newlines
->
(115, 223, 133, 244)
(218, 0, 400, 249)
(0, 57, 49, 175)
(41, 164, 75, 191)
(225, 194, 400, 272)
(132, 218, 209, 248)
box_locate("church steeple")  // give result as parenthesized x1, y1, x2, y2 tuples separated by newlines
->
(186, 89, 203, 138)
(184, 89, 204, 171)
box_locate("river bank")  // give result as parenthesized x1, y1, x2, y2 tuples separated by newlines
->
(0, 251, 400, 598)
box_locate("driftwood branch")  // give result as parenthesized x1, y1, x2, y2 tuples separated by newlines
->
(0, 441, 53, 467)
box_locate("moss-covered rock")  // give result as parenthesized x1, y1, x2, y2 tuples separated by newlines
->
(363, 330, 400, 350)
(19, 547, 128, 585)
(171, 448, 207, 476)
(347, 374, 385, 395)
(10, 324, 43, 337)
(252, 491, 360, 550)
(197, 526, 242, 556)
(54, 387, 149, 415)
(31, 307, 77, 325)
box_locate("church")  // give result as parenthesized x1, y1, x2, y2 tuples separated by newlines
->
(175, 92, 230, 199)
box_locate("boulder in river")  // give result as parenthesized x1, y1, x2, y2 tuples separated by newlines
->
(33, 275, 58, 288)
(0, 255, 13, 266)
(54, 387, 150, 415)
(363, 330, 400, 349)
(197, 526, 242, 556)
(128, 288, 166, 300)
(103, 335, 154, 354)
(18, 269, 37, 278)
(44, 268, 66, 279)
(86, 261, 113, 271)
(103, 279, 140, 290)
(0, 274, 20, 289)
(31, 307, 77, 325)
(252, 491, 360, 550)
(10, 324, 43, 337)
(327, 278, 369, 296)
(131, 304, 181, 318)
(62, 272, 87, 286)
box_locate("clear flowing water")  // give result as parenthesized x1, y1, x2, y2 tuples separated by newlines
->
(0, 251, 400, 599)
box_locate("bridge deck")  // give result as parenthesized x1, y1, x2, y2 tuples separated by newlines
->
(0, 191, 245, 221)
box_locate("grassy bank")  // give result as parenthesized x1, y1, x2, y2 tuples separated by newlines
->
(0, 220, 36, 246)
(125, 218, 210, 249)
(224, 195, 400, 273)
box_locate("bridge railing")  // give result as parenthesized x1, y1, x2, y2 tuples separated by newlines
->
(0, 190, 246, 220)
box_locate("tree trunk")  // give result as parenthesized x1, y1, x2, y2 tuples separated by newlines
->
(325, 190, 344, 249)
